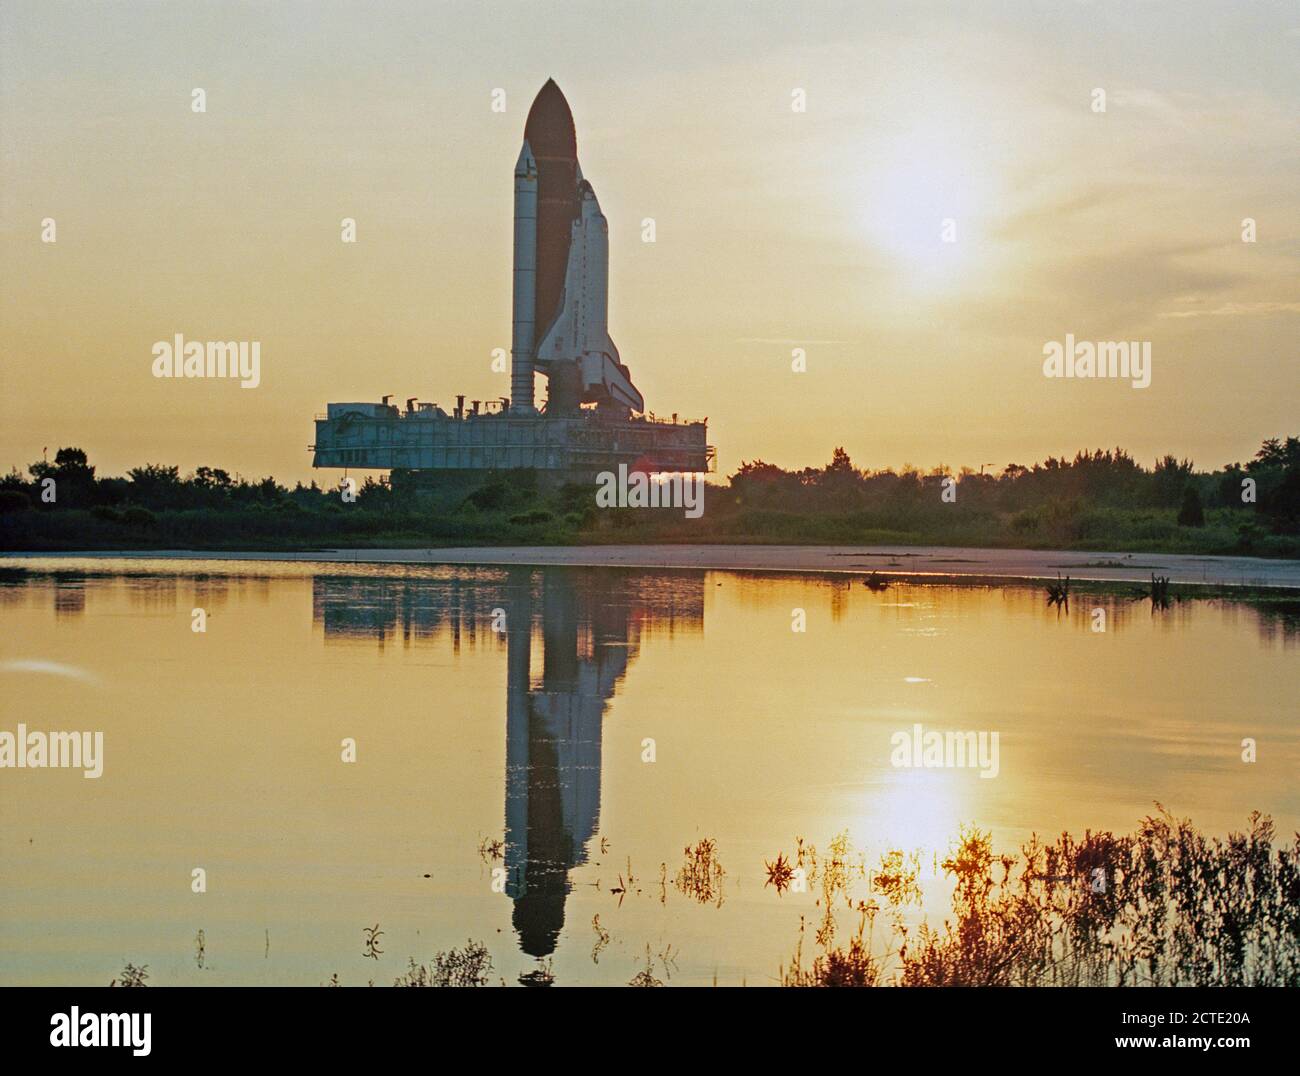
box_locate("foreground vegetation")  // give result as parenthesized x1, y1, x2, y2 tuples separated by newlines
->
(108, 809, 1298, 986)
(4, 436, 1298, 556)
(782, 808, 1300, 987)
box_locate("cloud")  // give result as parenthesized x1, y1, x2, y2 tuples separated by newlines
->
(735, 337, 844, 345)
(1158, 301, 1300, 319)
(990, 183, 1150, 245)
(0, 659, 103, 686)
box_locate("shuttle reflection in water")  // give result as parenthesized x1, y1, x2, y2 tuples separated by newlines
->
(311, 566, 705, 960)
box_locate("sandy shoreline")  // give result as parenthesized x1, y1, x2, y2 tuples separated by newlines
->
(4, 544, 1299, 589)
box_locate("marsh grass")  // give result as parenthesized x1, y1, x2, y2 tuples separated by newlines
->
(782, 808, 1299, 987)
(109, 962, 148, 987)
(591, 915, 611, 963)
(393, 940, 492, 987)
(1046, 574, 1070, 608)
(629, 945, 665, 987)
(361, 923, 384, 961)
(675, 839, 726, 907)
(765, 851, 796, 894)
(1145, 573, 1172, 609)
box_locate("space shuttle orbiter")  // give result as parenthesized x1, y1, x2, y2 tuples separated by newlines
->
(510, 79, 643, 416)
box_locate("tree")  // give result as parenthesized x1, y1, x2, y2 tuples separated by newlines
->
(255, 476, 283, 504)
(1261, 467, 1300, 532)
(193, 466, 233, 491)
(1176, 486, 1205, 527)
(824, 446, 857, 477)
(1251, 438, 1284, 470)
(28, 447, 97, 506)
(127, 464, 183, 508)
(53, 447, 94, 479)
(732, 459, 787, 483)
(1249, 436, 1300, 471)
(1152, 455, 1194, 507)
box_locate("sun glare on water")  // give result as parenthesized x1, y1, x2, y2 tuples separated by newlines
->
(864, 764, 971, 863)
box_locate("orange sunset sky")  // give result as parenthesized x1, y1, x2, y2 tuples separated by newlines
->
(2, 0, 1297, 486)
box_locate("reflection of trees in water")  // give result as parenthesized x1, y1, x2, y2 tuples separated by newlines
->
(312, 566, 510, 649)
(1248, 601, 1300, 647)
(312, 566, 705, 961)
(54, 579, 86, 617)
(0, 568, 280, 621)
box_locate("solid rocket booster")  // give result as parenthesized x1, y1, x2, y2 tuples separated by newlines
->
(513, 79, 644, 416)
(511, 142, 538, 412)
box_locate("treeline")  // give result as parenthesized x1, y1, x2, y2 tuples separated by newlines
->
(725, 438, 1300, 539)
(0, 451, 574, 523)
(705, 438, 1300, 555)
(3, 453, 366, 515)
(0, 452, 576, 550)
(1, 437, 1298, 556)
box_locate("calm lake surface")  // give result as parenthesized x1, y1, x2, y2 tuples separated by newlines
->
(1, 558, 1297, 986)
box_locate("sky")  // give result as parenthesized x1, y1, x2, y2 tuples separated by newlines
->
(1, 0, 1297, 486)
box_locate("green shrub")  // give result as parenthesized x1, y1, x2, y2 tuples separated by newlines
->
(121, 506, 157, 528)
(1177, 486, 1205, 527)
(462, 481, 510, 512)
(508, 509, 552, 526)
(1009, 508, 1040, 534)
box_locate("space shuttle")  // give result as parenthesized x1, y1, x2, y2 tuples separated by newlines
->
(511, 80, 644, 416)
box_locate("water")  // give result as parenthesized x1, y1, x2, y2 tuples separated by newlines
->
(1, 558, 1296, 986)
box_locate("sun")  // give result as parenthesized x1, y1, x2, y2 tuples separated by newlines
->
(859, 127, 993, 288)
